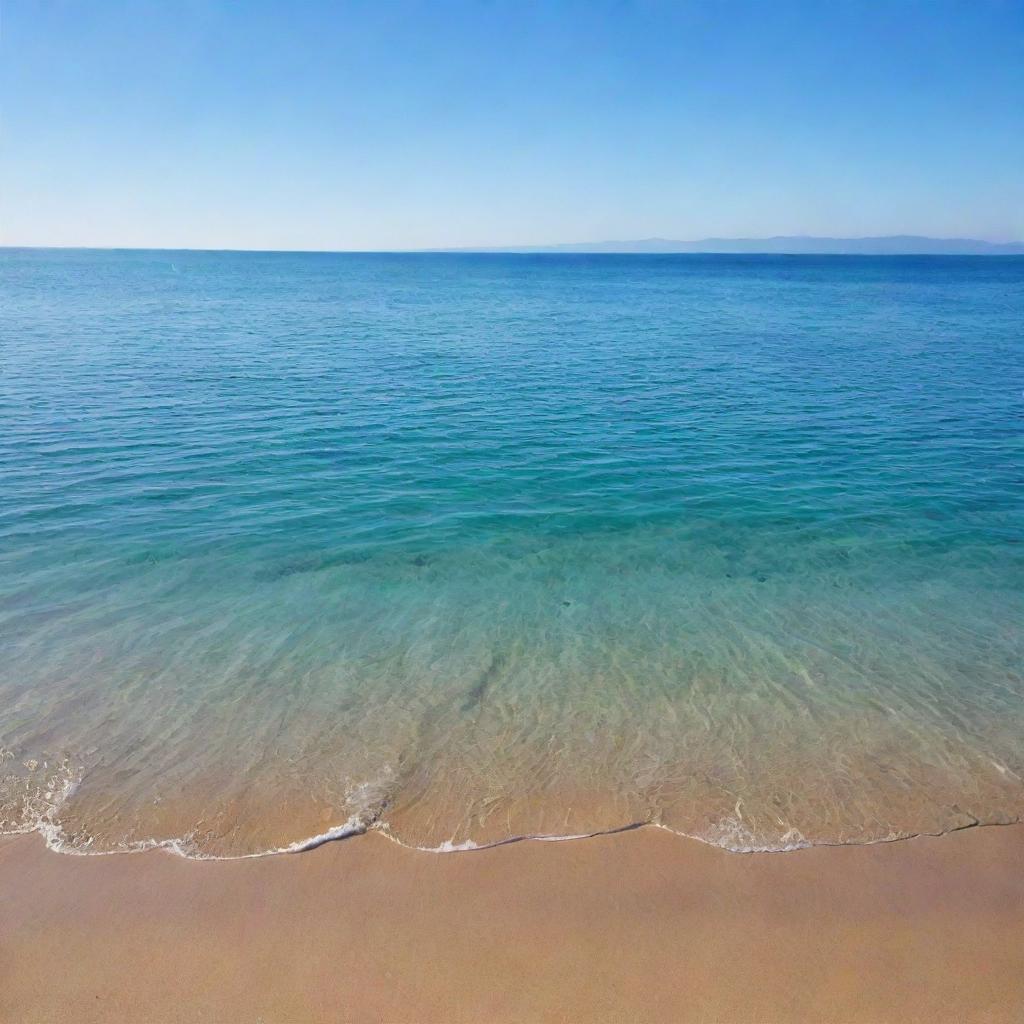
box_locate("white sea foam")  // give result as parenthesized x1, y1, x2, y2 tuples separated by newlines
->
(424, 838, 482, 853)
(2, 766, 395, 861)
(675, 799, 812, 853)
(1, 757, 83, 850)
(686, 818, 811, 854)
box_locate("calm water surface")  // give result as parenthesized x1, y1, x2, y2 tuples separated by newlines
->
(1, 250, 1022, 856)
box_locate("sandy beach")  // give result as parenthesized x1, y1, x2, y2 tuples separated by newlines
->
(2, 823, 1022, 1023)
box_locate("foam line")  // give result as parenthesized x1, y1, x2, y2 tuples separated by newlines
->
(3, 762, 1019, 862)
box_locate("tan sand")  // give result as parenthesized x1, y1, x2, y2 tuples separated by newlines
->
(1, 823, 1023, 1024)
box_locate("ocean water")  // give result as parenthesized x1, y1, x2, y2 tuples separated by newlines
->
(1, 249, 1022, 858)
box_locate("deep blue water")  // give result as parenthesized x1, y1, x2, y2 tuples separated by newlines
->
(1, 250, 1022, 856)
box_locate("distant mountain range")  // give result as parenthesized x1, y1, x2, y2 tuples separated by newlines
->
(449, 235, 1024, 255)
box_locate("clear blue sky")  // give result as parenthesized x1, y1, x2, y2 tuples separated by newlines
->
(3, 0, 1022, 249)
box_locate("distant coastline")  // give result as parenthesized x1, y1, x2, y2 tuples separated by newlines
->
(440, 235, 1024, 256)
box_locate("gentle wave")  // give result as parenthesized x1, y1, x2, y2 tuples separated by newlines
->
(4, 760, 1019, 862)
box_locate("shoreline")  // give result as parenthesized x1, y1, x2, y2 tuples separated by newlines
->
(3, 819, 1023, 1022)
(11, 761, 1021, 862)
(7, 807, 1022, 862)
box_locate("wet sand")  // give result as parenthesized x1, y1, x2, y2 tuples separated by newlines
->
(2, 824, 1023, 1024)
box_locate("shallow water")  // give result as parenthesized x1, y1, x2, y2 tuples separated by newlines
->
(1, 249, 1022, 857)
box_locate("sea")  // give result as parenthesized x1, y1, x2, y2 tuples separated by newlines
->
(1, 249, 1021, 858)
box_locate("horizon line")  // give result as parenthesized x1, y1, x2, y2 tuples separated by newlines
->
(3, 233, 1023, 257)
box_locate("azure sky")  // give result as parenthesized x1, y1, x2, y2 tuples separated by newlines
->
(2, 0, 1022, 250)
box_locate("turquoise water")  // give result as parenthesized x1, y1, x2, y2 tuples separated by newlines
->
(1, 249, 1022, 857)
